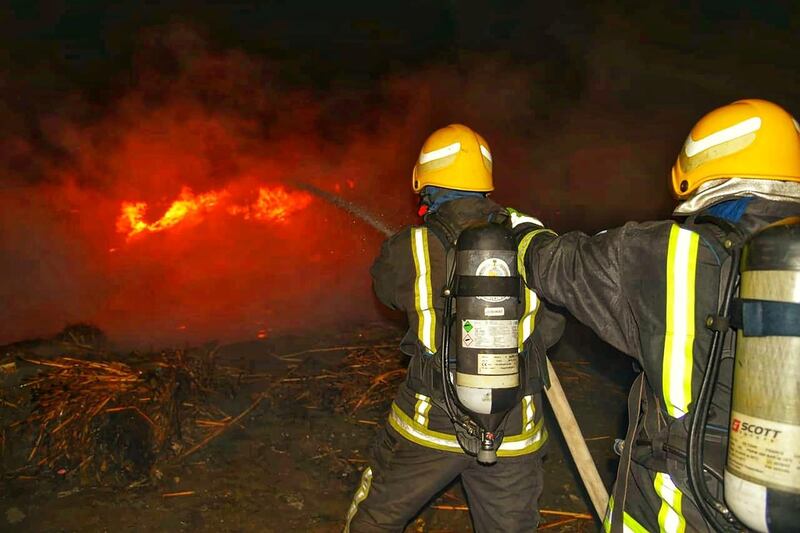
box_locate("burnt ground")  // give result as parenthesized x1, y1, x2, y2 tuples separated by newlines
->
(1, 317, 634, 532)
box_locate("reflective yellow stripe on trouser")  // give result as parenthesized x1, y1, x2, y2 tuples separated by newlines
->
(388, 401, 547, 457)
(411, 227, 436, 353)
(662, 225, 699, 418)
(344, 466, 373, 532)
(603, 495, 651, 533)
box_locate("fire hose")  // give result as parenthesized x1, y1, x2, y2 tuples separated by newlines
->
(299, 182, 610, 520)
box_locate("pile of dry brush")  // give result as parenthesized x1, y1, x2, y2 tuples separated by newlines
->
(0, 325, 408, 487)
(0, 338, 245, 487)
(270, 342, 406, 416)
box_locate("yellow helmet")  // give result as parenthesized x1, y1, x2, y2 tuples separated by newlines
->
(412, 124, 494, 193)
(671, 99, 800, 199)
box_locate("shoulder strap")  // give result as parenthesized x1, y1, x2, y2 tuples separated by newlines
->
(424, 211, 460, 250)
(425, 205, 511, 250)
(689, 214, 748, 252)
(611, 372, 646, 532)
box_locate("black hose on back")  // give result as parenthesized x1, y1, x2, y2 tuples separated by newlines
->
(686, 247, 745, 532)
(440, 249, 467, 426)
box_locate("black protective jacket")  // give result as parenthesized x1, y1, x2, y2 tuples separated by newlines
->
(521, 199, 800, 532)
(371, 196, 564, 457)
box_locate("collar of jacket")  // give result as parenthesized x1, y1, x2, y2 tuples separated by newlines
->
(737, 198, 800, 234)
(424, 196, 505, 232)
(673, 177, 800, 216)
(687, 198, 800, 237)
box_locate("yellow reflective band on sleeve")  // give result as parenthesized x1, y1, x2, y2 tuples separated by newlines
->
(516, 228, 557, 285)
(654, 473, 687, 533)
(604, 495, 652, 533)
(388, 402, 546, 456)
(411, 227, 437, 353)
(662, 225, 700, 418)
(514, 226, 551, 350)
(413, 393, 432, 427)
(344, 466, 373, 532)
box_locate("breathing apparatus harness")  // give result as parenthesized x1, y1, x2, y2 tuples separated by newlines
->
(425, 209, 522, 464)
(685, 216, 747, 532)
(669, 215, 800, 532)
(439, 271, 507, 462)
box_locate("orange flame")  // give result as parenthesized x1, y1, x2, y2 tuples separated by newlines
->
(250, 186, 312, 222)
(116, 187, 221, 238)
(115, 185, 312, 240)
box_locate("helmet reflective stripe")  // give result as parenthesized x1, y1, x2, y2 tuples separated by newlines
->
(671, 99, 800, 199)
(344, 466, 373, 532)
(419, 141, 461, 164)
(479, 144, 492, 162)
(413, 393, 432, 426)
(411, 228, 437, 353)
(654, 473, 687, 533)
(684, 116, 762, 157)
(662, 225, 700, 418)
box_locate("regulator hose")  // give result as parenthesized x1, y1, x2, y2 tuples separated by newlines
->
(686, 246, 745, 532)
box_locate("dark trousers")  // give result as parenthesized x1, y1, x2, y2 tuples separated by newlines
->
(345, 426, 544, 532)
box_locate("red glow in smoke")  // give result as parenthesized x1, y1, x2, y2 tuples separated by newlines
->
(0, 33, 415, 347)
(0, 101, 386, 347)
(116, 185, 312, 240)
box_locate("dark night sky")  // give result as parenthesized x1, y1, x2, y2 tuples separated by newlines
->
(3, 1, 799, 106)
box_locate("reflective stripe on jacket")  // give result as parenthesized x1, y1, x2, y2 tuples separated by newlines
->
(371, 196, 564, 455)
(522, 199, 800, 532)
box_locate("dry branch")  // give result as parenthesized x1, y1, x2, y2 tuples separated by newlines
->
(1, 347, 241, 486)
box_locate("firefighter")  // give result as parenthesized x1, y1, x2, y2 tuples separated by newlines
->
(511, 99, 800, 531)
(344, 124, 564, 532)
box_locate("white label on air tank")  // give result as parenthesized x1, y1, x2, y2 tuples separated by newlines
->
(475, 258, 511, 303)
(462, 320, 518, 349)
(477, 353, 518, 375)
(727, 411, 800, 491)
(484, 307, 505, 317)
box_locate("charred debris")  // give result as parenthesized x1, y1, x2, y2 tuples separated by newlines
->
(0, 323, 405, 491)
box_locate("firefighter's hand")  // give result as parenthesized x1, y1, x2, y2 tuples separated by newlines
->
(506, 208, 544, 245)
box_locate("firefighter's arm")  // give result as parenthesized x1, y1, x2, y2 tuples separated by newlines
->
(519, 225, 640, 357)
(369, 230, 408, 311)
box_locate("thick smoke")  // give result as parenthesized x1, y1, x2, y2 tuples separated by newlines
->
(1, 18, 797, 347)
